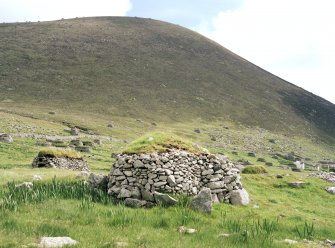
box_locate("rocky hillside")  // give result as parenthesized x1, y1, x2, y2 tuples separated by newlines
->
(0, 17, 334, 140)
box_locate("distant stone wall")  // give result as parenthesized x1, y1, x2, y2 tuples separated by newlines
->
(32, 156, 89, 171)
(108, 150, 244, 204)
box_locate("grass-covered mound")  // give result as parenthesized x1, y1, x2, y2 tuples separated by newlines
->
(122, 132, 206, 154)
(38, 148, 82, 159)
(242, 166, 267, 174)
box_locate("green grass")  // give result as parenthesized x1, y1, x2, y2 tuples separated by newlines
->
(0, 170, 334, 247)
(122, 132, 206, 154)
(38, 147, 82, 159)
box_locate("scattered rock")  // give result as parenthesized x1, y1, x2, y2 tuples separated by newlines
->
(284, 239, 298, 245)
(308, 172, 335, 183)
(88, 173, 108, 191)
(75, 146, 92, 153)
(15, 182, 33, 189)
(326, 187, 335, 194)
(69, 140, 83, 147)
(154, 192, 177, 206)
(114, 242, 128, 247)
(230, 189, 250, 205)
(177, 226, 197, 234)
(194, 128, 201, 133)
(0, 133, 13, 143)
(39, 237, 77, 247)
(48, 111, 56, 115)
(190, 188, 212, 214)
(288, 181, 305, 188)
(218, 233, 231, 238)
(76, 171, 90, 178)
(33, 175, 42, 181)
(70, 127, 79, 136)
(248, 152, 256, 157)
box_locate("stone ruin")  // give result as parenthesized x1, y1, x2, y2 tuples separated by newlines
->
(32, 155, 89, 171)
(107, 149, 249, 207)
(0, 133, 13, 143)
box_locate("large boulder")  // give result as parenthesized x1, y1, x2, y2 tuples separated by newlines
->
(154, 192, 177, 206)
(0, 133, 13, 143)
(88, 173, 108, 191)
(230, 189, 250, 205)
(190, 188, 212, 214)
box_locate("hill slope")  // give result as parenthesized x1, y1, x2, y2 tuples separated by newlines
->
(0, 17, 334, 139)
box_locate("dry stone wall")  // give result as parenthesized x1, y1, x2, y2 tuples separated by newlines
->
(32, 156, 89, 171)
(108, 150, 244, 204)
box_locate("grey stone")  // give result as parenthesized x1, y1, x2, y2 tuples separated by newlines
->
(202, 169, 214, 176)
(39, 237, 77, 247)
(154, 191, 177, 206)
(207, 181, 225, 190)
(88, 173, 108, 191)
(153, 181, 167, 187)
(211, 193, 219, 203)
(167, 175, 176, 186)
(124, 198, 147, 208)
(190, 188, 212, 214)
(123, 170, 133, 177)
(118, 188, 132, 198)
(141, 189, 154, 201)
(326, 187, 335, 194)
(288, 181, 305, 188)
(15, 182, 33, 189)
(134, 160, 145, 168)
(230, 189, 250, 205)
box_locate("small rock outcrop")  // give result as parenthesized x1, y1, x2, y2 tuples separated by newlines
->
(288, 181, 305, 188)
(107, 150, 247, 207)
(32, 156, 89, 171)
(0, 133, 13, 143)
(326, 187, 335, 194)
(39, 237, 77, 247)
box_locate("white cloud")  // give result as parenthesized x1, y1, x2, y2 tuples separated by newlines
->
(196, 0, 335, 103)
(0, 0, 132, 22)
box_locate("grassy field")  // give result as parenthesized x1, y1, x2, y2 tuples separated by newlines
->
(0, 114, 334, 247)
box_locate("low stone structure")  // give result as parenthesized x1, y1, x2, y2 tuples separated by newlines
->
(308, 172, 335, 183)
(32, 156, 89, 171)
(107, 150, 246, 206)
(0, 133, 13, 143)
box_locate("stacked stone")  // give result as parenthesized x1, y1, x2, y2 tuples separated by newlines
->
(107, 150, 243, 204)
(32, 156, 90, 171)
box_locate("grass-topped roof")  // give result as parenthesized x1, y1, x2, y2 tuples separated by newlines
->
(122, 132, 206, 154)
(38, 148, 82, 159)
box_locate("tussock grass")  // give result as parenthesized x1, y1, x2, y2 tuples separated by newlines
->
(242, 166, 267, 174)
(38, 147, 82, 159)
(0, 178, 111, 211)
(122, 132, 206, 154)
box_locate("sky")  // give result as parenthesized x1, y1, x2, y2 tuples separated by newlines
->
(0, 0, 334, 104)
